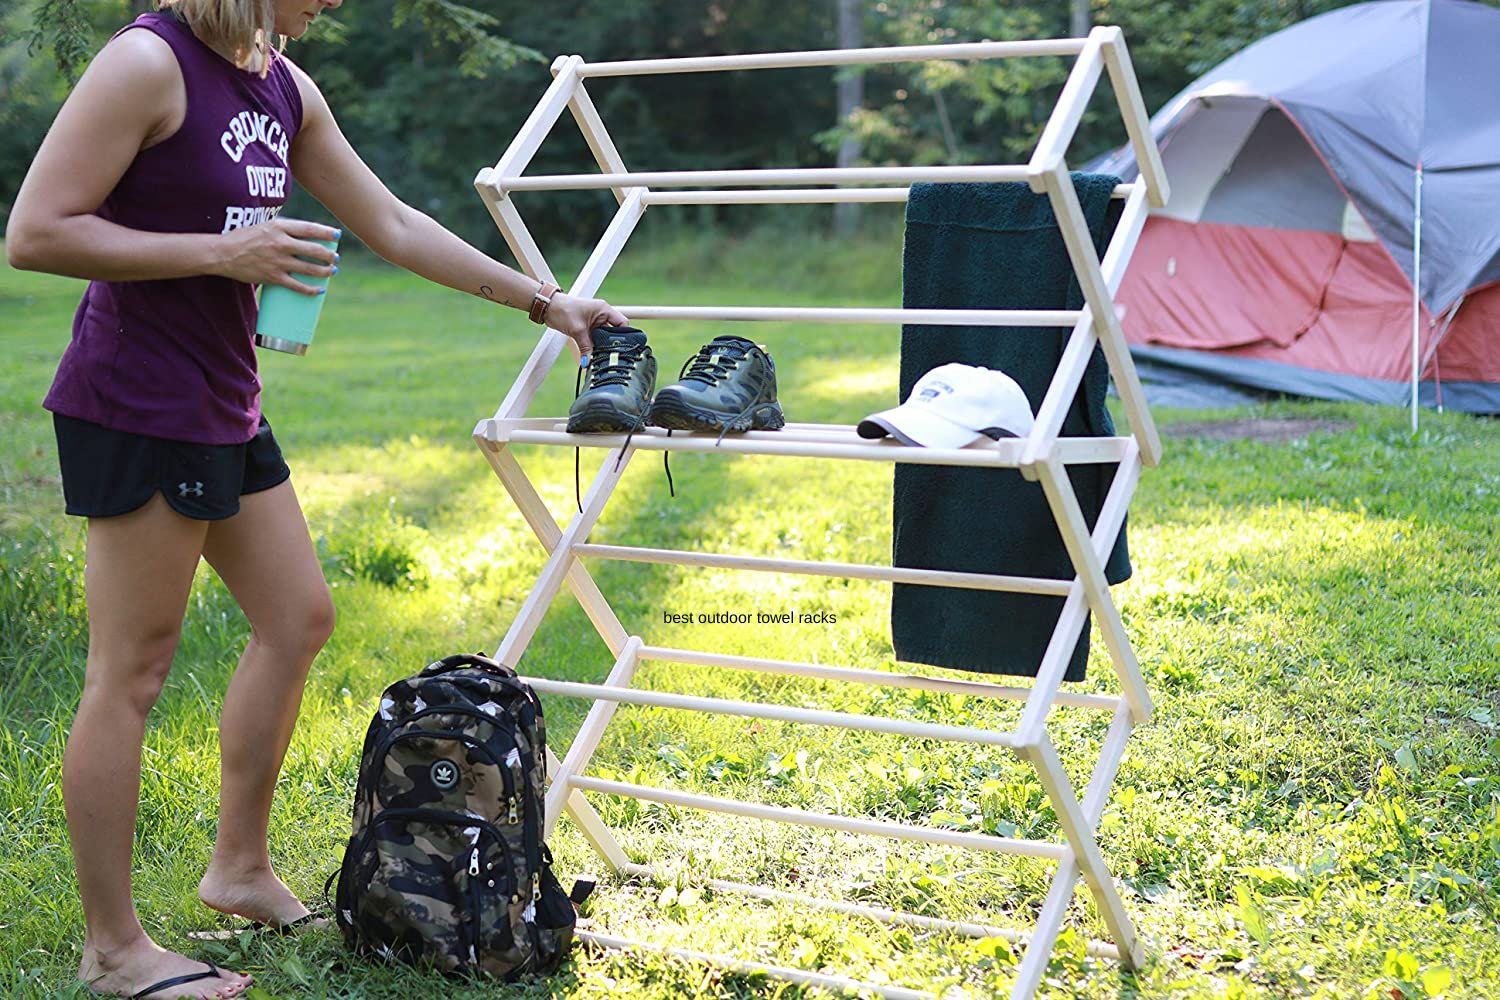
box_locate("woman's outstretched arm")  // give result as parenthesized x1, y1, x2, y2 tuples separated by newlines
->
(283, 57, 625, 355)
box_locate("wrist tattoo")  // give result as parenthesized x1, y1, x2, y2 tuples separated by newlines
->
(478, 285, 495, 300)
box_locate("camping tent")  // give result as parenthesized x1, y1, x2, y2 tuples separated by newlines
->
(1095, 0, 1500, 417)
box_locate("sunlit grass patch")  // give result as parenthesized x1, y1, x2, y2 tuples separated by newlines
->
(3, 243, 1499, 998)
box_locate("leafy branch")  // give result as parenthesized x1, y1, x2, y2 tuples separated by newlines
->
(392, 0, 541, 77)
(25, 0, 92, 84)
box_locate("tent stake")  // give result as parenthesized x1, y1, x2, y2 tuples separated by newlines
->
(1411, 162, 1423, 435)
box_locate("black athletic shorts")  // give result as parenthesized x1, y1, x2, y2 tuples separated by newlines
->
(53, 413, 292, 520)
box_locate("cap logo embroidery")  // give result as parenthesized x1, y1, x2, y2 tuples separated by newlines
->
(918, 381, 955, 401)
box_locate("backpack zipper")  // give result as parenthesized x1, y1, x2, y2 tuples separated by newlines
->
(409, 672, 534, 710)
(356, 807, 514, 881)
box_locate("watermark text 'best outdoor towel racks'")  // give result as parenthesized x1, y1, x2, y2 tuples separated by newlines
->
(471, 27, 1170, 1000)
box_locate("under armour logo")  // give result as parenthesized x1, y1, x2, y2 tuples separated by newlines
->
(430, 760, 459, 790)
(178, 481, 205, 498)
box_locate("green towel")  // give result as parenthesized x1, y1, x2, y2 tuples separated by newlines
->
(892, 176, 1129, 682)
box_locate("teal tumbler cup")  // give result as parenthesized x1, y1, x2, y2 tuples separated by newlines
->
(254, 235, 340, 355)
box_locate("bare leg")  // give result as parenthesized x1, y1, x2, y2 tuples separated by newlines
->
(68, 495, 251, 998)
(196, 480, 335, 925)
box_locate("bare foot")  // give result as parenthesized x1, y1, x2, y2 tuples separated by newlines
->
(197, 860, 314, 928)
(80, 938, 251, 999)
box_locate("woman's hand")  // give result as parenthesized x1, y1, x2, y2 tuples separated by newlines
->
(213, 217, 341, 294)
(542, 292, 630, 360)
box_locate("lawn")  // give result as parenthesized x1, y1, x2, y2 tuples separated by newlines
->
(2, 228, 1497, 999)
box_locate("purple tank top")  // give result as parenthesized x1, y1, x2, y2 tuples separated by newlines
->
(43, 10, 303, 444)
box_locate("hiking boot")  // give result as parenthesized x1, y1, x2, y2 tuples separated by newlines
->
(567, 325, 657, 433)
(647, 335, 785, 434)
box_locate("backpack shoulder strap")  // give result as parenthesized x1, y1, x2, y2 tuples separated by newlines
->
(420, 652, 513, 678)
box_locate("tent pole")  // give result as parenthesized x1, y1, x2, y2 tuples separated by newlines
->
(1410, 163, 1423, 434)
(1424, 296, 1464, 415)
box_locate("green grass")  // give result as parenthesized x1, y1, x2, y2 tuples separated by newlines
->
(2, 228, 1498, 999)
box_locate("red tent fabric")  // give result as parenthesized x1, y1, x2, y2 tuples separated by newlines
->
(1120, 218, 1500, 393)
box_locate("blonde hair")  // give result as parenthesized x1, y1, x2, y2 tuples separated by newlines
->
(157, 0, 285, 76)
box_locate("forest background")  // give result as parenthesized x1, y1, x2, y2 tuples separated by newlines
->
(9, 0, 1499, 255)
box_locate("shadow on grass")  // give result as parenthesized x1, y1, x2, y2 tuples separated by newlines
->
(5, 252, 1500, 996)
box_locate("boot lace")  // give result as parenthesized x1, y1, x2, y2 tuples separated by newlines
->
(587, 343, 650, 387)
(678, 338, 754, 386)
(572, 345, 669, 512)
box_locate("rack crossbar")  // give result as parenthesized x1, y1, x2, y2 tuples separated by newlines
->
(570, 776, 1062, 858)
(637, 645, 1123, 712)
(576, 39, 1088, 77)
(477, 420, 1134, 468)
(616, 862, 1122, 959)
(643, 183, 1136, 205)
(485, 164, 1030, 192)
(521, 677, 1019, 748)
(574, 543, 1072, 596)
(610, 305, 1081, 326)
(577, 931, 934, 1000)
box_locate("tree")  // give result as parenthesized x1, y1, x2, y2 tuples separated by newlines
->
(21, 0, 537, 87)
(834, 0, 865, 236)
(1071, 0, 1090, 38)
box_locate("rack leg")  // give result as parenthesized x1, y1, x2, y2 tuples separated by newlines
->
(1041, 165, 1162, 466)
(1035, 457, 1152, 722)
(481, 443, 630, 655)
(545, 745, 632, 873)
(481, 442, 642, 873)
(1015, 583, 1089, 741)
(544, 638, 644, 837)
(1011, 849, 1082, 999)
(491, 448, 632, 668)
(1012, 703, 1135, 995)
(1020, 735, 1143, 969)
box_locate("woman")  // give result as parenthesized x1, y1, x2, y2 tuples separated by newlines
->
(5, 0, 625, 994)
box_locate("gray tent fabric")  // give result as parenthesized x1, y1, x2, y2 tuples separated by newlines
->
(1131, 345, 1497, 412)
(1109, 96, 1363, 236)
(1097, 0, 1500, 315)
(1196, 108, 1348, 232)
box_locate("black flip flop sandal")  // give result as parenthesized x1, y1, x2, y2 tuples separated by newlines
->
(131, 961, 239, 999)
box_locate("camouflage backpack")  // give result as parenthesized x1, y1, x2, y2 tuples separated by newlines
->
(332, 653, 576, 979)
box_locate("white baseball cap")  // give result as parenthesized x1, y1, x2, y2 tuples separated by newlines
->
(856, 363, 1035, 448)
